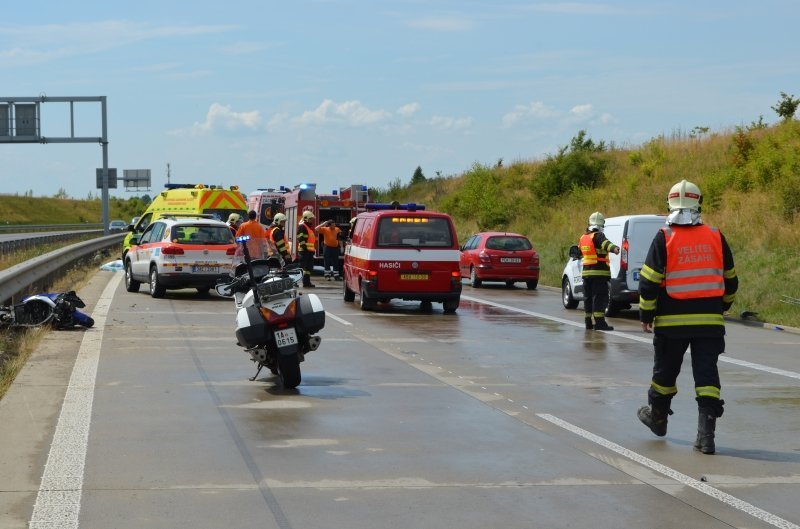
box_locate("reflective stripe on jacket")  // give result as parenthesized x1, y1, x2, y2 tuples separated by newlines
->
(663, 225, 724, 299)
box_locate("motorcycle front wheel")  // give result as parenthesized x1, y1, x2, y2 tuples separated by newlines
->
(277, 353, 301, 389)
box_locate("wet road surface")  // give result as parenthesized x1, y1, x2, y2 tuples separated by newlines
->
(1, 273, 799, 528)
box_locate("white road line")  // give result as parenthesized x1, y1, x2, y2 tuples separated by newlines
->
(462, 294, 800, 382)
(324, 311, 352, 326)
(538, 413, 799, 529)
(29, 272, 123, 529)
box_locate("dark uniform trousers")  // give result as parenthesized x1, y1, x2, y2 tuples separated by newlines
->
(582, 276, 610, 318)
(648, 334, 725, 414)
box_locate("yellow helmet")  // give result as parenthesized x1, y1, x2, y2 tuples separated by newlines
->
(668, 179, 702, 211)
(302, 210, 315, 221)
(273, 212, 287, 224)
(588, 211, 605, 228)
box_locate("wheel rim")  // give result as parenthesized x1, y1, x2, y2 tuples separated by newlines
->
(151, 271, 157, 291)
(562, 281, 570, 304)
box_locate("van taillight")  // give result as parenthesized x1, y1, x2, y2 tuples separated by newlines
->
(367, 270, 378, 278)
(162, 245, 184, 255)
(621, 239, 629, 271)
(451, 271, 460, 278)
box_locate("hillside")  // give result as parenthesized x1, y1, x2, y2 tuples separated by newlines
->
(0, 195, 147, 226)
(374, 121, 800, 328)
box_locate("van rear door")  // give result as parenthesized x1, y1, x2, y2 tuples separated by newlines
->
(623, 217, 665, 290)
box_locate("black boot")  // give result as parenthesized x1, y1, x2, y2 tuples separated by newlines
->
(594, 318, 614, 331)
(637, 404, 671, 437)
(694, 408, 718, 454)
(585, 317, 594, 330)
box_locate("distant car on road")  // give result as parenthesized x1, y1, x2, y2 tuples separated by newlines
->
(459, 232, 539, 289)
(108, 220, 127, 232)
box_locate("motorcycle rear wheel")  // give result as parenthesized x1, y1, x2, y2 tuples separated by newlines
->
(277, 354, 302, 389)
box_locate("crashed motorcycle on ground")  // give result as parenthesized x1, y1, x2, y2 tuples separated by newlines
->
(215, 236, 325, 389)
(0, 291, 94, 329)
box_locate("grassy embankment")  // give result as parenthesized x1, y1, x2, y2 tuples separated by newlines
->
(375, 121, 800, 328)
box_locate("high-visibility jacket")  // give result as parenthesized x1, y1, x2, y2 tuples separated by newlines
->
(663, 225, 724, 299)
(270, 226, 290, 259)
(579, 231, 617, 277)
(297, 222, 316, 252)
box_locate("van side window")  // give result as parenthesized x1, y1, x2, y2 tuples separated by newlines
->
(137, 213, 153, 233)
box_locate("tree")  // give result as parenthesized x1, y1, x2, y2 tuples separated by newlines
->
(410, 166, 426, 185)
(771, 91, 800, 121)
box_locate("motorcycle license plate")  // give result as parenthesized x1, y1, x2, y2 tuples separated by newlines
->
(192, 265, 219, 273)
(500, 257, 521, 263)
(274, 328, 298, 348)
(400, 273, 428, 280)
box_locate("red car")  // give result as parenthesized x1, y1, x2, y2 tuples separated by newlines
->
(459, 232, 539, 289)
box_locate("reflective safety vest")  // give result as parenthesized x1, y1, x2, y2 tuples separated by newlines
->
(298, 222, 316, 252)
(579, 232, 607, 266)
(663, 225, 724, 299)
(270, 226, 289, 258)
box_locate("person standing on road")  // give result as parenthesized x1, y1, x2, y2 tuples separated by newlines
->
(636, 179, 738, 455)
(235, 210, 267, 259)
(297, 210, 317, 288)
(578, 211, 620, 331)
(268, 213, 291, 263)
(316, 220, 343, 280)
(226, 213, 242, 237)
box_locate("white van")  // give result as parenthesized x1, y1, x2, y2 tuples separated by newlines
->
(562, 214, 667, 315)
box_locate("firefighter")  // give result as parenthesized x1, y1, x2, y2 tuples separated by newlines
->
(636, 180, 738, 455)
(578, 211, 620, 331)
(297, 210, 317, 288)
(268, 213, 291, 263)
(226, 213, 242, 237)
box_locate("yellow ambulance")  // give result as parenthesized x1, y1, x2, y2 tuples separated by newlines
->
(122, 183, 247, 259)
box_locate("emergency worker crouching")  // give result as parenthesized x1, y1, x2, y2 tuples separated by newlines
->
(637, 179, 738, 454)
(268, 213, 291, 264)
(579, 212, 620, 331)
(297, 210, 317, 288)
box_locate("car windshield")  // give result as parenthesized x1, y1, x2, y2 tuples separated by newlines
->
(377, 217, 453, 247)
(169, 224, 234, 245)
(486, 236, 532, 251)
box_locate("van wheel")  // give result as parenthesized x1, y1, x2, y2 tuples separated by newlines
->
(605, 300, 629, 317)
(196, 287, 210, 296)
(470, 267, 482, 288)
(125, 260, 140, 293)
(562, 277, 578, 309)
(506, 280, 516, 288)
(526, 280, 538, 290)
(443, 299, 459, 313)
(150, 266, 166, 298)
(343, 280, 355, 302)
(359, 291, 375, 311)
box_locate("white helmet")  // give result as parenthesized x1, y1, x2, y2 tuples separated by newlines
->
(588, 211, 605, 228)
(668, 179, 702, 211)
(273, 212, 287, 224)
(302, 210, 315, 221)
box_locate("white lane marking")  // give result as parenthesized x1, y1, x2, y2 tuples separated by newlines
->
(462, 294, 800, 382)
(29, 272, 123, 529)
(538, 413, 799, 529)
(325, 311, 352, 326)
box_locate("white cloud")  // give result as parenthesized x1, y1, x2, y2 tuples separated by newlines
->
(570, 103, 594, 119)
(430, 115, 473, 130)
(406, 16, 476, 31)
(293, 99, 391, 127)
(566, 104, 616, 126)
(190, 103, 261, 134)
(397, 102, 421, 117)
(502, 101, 559, 127)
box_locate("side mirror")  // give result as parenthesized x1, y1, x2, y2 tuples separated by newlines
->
(568, 245, 581, 260)
(127, 224, 134, 232)
(215, 283, 234, 297)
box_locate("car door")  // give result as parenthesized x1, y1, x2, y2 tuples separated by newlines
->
(132, 223, 162, 278)
(459, 235, 478, 276)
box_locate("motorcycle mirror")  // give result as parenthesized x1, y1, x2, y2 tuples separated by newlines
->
(215, 283, 234, 297)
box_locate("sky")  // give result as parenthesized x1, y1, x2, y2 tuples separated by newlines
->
(1, 1, 798, 201)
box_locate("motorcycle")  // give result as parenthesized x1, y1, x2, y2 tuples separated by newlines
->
(0, 291, 94, 329)
(215, 236, 325, 389)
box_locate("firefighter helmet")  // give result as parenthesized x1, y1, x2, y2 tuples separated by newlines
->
(588, 212, 605, 228)
(273, 212, 287, 224)
(668, 179, 702, 211)
(302, 210, 315, 221)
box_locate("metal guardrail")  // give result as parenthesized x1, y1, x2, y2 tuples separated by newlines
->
(0, 224, 104, 233)
(0, 230, 104, 254)
(0, 233, 125, 304)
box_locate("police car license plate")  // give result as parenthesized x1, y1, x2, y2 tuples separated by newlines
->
(274, 328, 298, 348)
(400, 273, 428, 280)
(500, 257, 521, 263)
(192, 265, 219, 273)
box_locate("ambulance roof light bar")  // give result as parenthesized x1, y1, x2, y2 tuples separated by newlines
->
(365, 202, 426, 212)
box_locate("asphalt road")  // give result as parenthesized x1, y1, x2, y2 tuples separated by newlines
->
(1, 271, 799, 529)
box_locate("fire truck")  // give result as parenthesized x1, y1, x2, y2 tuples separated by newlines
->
(283, 183, 371, 262)
(246, 188, 288, 226)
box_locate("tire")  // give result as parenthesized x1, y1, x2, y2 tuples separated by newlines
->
(196, 287, 210, 296)
(526, 280, 538, 290)
(277, 353, 302, 389)
(125, 261, 140, 293)
(562, 277, 578, 309)
(80, 316, 95, 328)
(359, 289, 376, 311)
(420, 300, 433, 312)
(149, 266, 166, 298)
(470, 267, 482, 288)
(343, 279, 355, 302)
(442, 299, 459, 313)
(605, 300, 630, 317)
(506, 280, 516, 288)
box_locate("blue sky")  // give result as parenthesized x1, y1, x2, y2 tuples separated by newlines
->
(1, 1, 798, 200)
